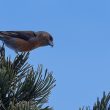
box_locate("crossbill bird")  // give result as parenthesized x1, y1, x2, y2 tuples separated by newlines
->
(0, 31, 54, 53)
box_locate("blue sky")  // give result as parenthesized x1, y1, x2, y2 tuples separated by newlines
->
(0, 0, 110, 109)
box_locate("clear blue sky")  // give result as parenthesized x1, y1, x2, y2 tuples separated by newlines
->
(0, 0, 110, 109)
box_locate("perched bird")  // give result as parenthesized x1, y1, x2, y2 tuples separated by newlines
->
(0, 31, 53, 53)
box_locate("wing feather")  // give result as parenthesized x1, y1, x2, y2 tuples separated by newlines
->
(0, 31, 36, 41)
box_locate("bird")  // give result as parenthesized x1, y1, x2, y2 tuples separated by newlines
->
(0, 31, 54, 53)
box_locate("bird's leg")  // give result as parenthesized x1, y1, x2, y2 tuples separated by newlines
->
(15, 50, 19, 55)
(25, 51, 30, 56)
(27, 51, 30, 54)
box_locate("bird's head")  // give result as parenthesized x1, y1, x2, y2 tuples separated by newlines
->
(35, 31, 54, 47)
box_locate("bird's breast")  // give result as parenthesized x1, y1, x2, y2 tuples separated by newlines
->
(5, 38, 34, 52)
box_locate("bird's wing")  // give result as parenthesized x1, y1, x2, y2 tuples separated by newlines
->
(0, 31, 36, 41)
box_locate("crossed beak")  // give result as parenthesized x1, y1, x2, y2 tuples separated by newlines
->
(49, 41, 54, 47)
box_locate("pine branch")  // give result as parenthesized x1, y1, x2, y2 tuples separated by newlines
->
(8, 101, 53, 110)
(79, 92, 110, 110)
(0, 46, 56, 110)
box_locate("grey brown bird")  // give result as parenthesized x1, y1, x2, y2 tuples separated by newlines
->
(0, 31, 54, 53)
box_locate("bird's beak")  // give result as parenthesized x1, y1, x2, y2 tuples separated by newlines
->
(49, 41, 54, 47)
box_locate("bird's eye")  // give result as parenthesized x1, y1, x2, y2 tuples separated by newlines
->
(49, 35, 53, 41)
